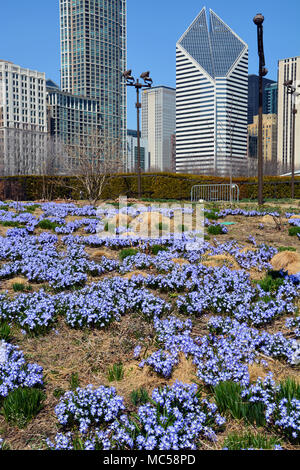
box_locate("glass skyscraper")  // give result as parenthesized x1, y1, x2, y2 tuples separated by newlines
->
(176, 7, 248, 175)
(59, 0, 126, 154)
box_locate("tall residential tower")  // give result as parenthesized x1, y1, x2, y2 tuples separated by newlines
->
(59, 0, 126, 153)
(176, 7, 248, 175)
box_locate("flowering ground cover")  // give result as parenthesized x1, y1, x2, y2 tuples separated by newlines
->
(0, 198, 299, 451)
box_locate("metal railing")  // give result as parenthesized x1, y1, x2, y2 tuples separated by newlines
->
(191, 184, 240, 203)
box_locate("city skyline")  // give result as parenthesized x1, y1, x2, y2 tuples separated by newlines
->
(0, 0, 299, 130)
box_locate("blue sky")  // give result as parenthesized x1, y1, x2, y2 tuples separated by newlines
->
(0, 1, 299, 128)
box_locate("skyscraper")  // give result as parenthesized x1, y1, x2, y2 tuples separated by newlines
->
(248, 75, 275, 124)
(277, 56, 300, 171)
(59, 0, 126, 153)
(141, 86, 176, 171)
(264, 82, 278, 115)
(176, 7, 248, 176)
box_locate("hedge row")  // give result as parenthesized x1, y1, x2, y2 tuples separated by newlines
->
(0, 173, 299, 201)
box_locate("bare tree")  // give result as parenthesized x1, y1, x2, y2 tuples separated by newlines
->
(61, 130, 125, 205)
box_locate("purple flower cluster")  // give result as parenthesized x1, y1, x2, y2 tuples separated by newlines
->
(54, 385, 125, 434)
(0, 341, 43, 398)
(241, 374, 300, 441)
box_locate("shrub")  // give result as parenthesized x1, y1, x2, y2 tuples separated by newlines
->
(223, 432, 282, 450)
(1, 387, 45, 428)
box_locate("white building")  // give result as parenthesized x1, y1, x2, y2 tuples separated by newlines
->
(277, 56, 300, 171)
(176, 7, 248, 176)
(0, 60, 47, 175)
(126, 129, 149, 172)
(141, 86, 176, 171)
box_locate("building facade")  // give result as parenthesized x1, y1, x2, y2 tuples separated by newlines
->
(176, 8, 249, 176)
(277, 56, 300, 171)
(0, 60, 47, 175)
(59, 0, 126, 156)
(264, 82, 278, 115)
(126, 129, 149, 172)
(248, 114, 278, 164)
(141, 86, 176, 172)
(248, 75, 276, 124)
(46, 80, 100, 172)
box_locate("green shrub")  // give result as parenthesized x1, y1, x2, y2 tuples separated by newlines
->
(223, 432, 282, 450)
(108, 363, 124, 382)
(1, 388, 45, 428)
(130, 387, 150, 406)
(119, 248, 139, 261)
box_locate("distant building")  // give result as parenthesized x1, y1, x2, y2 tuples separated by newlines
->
(176, 7, 248, 176)
(277, 56, 300, 171)
(0, 60, 47, 175)
(248, 74, 276, 124)
(46, 80, 100, 171)
(126, 129, 149, 172)
(141, 86, 176, 171)
(264, 82, 278, 115)
(248, 114, 278, 163)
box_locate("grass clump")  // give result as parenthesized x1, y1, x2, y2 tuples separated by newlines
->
(69, 372, 80, 391)
(278, 246, 296, 252)
(37, 219, 61, 231)
(207, 224, 224, 235)
(0, 322, 12, 342)
(1, 388, 45, 428)
(206, 211, 219, 221)
(150, 245, 168, 255)
(223, 432, 282, 450)
(108, 363, 124, 382)
(213, 381, 266, 427)
(12, 283, 32, 293)
(255, 274, 284, 293)
(130, 387, 150, 406)
(119, 248, 139, 261)
(288, 226, 300, 237)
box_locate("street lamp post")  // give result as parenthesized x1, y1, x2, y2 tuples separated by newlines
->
(253, 13, 268, 206)
(122, 70, 153, 199)
(283, 80, 300, 199)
